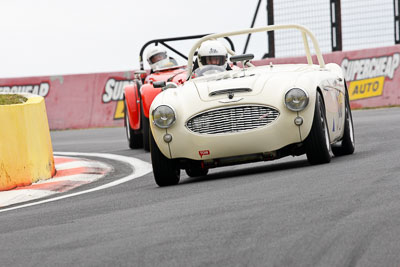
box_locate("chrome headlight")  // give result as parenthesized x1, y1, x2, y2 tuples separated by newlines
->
(284, 88, 309, 111)
(152, 105, 176, 128)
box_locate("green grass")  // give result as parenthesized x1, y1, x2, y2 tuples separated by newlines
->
(0, 94, 28, 105)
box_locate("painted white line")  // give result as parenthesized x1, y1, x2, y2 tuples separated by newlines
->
(0, 152, 153, 213)
(0, 190, 55, 207)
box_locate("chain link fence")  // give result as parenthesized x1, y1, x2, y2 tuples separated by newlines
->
(274, 1, 331, 57)
(342, 0, 394, 51)
(259, 0, 396, 58)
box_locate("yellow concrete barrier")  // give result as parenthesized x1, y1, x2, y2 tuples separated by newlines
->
(0, 94, 55, 191)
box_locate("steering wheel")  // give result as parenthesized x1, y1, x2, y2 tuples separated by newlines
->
(194, 65, 226, 77)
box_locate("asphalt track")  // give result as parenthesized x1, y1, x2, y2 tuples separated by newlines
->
(1, 107, 400, 266)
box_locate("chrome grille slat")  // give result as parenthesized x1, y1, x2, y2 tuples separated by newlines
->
(186, 105, 280, 134)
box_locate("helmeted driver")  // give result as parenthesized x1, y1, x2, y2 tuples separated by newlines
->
(195, 40, 232, 71)
(146, 46, 177, 72)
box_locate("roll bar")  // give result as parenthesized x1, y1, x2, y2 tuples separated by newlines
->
(139, 34, 235, 70)
(186, 24, 325, 80)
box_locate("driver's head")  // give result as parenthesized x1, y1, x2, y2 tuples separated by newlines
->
(146, 46, 168, 71)
(198, 40, 228, 68)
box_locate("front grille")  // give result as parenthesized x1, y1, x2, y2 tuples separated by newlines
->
(186, 105, 279, 134)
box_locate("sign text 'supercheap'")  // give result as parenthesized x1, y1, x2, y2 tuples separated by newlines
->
(0, 82, 50, 97)
(102, 78, 132, 119)
(341, 53, 399, 100)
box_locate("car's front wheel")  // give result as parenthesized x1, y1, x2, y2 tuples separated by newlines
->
(332, 88, 355, 156)
(150, 131, 180, 186)
(305, 91, 332, 165)
(124, 100, 143, 149)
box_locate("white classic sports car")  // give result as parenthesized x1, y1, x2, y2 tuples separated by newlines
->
(149, 24, 355, 187)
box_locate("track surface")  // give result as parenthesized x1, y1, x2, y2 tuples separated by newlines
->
(1, 108, 400, 266)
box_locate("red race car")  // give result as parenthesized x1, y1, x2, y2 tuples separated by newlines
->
(124, 35, 235, 151)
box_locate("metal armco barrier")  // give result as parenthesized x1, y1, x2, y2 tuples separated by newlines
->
(0, 94, 55, 191)
(0, 46, 399, 131)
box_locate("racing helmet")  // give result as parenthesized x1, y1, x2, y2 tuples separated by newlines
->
(197, 40, 228, 68)
(146, 46, 169, 71)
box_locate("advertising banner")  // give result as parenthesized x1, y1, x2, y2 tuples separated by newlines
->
(0, 71, 136, 129)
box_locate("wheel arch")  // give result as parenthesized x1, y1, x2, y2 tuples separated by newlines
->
(298, 87, 322, 142)
(124, 80, 141, 130)
(141, 84, 162, 118)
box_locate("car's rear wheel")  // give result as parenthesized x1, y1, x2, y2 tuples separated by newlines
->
(332, 88, 355, 156)
(185, 166, 209, 177)
(124, 100, 143, 149)
(141, 103, 150, 152)
(305, 91, 332, 165)
(150, 131, 180, 186)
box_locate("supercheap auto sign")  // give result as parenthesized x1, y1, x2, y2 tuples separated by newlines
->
(102, 78, 133, 119)
(0, 82, 50, 97)
(341, 53, 399, 100)
(0, 72, 135, 130)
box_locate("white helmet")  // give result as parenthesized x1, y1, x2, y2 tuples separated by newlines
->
(198, 40, 228, 68)
(146, 46, 169, 71)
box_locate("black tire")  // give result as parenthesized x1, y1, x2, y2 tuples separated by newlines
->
(305, 92, 332, 165)
(185, 166, 209, 177)
(150, 131, 180, 187)
(141, 103, 150, 152)
(124, 99, 143, 149)
(332, 88, 355, 156)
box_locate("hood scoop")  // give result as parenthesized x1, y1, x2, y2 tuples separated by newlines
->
(209, 88, 252, 97)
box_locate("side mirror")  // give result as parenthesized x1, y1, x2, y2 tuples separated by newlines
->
(230, 54, 255, 70)
(134, 70, 147, 79)
(230, 54, 255, 64)
(153, 81, 178, 91)
(153, 81, 166, 88)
